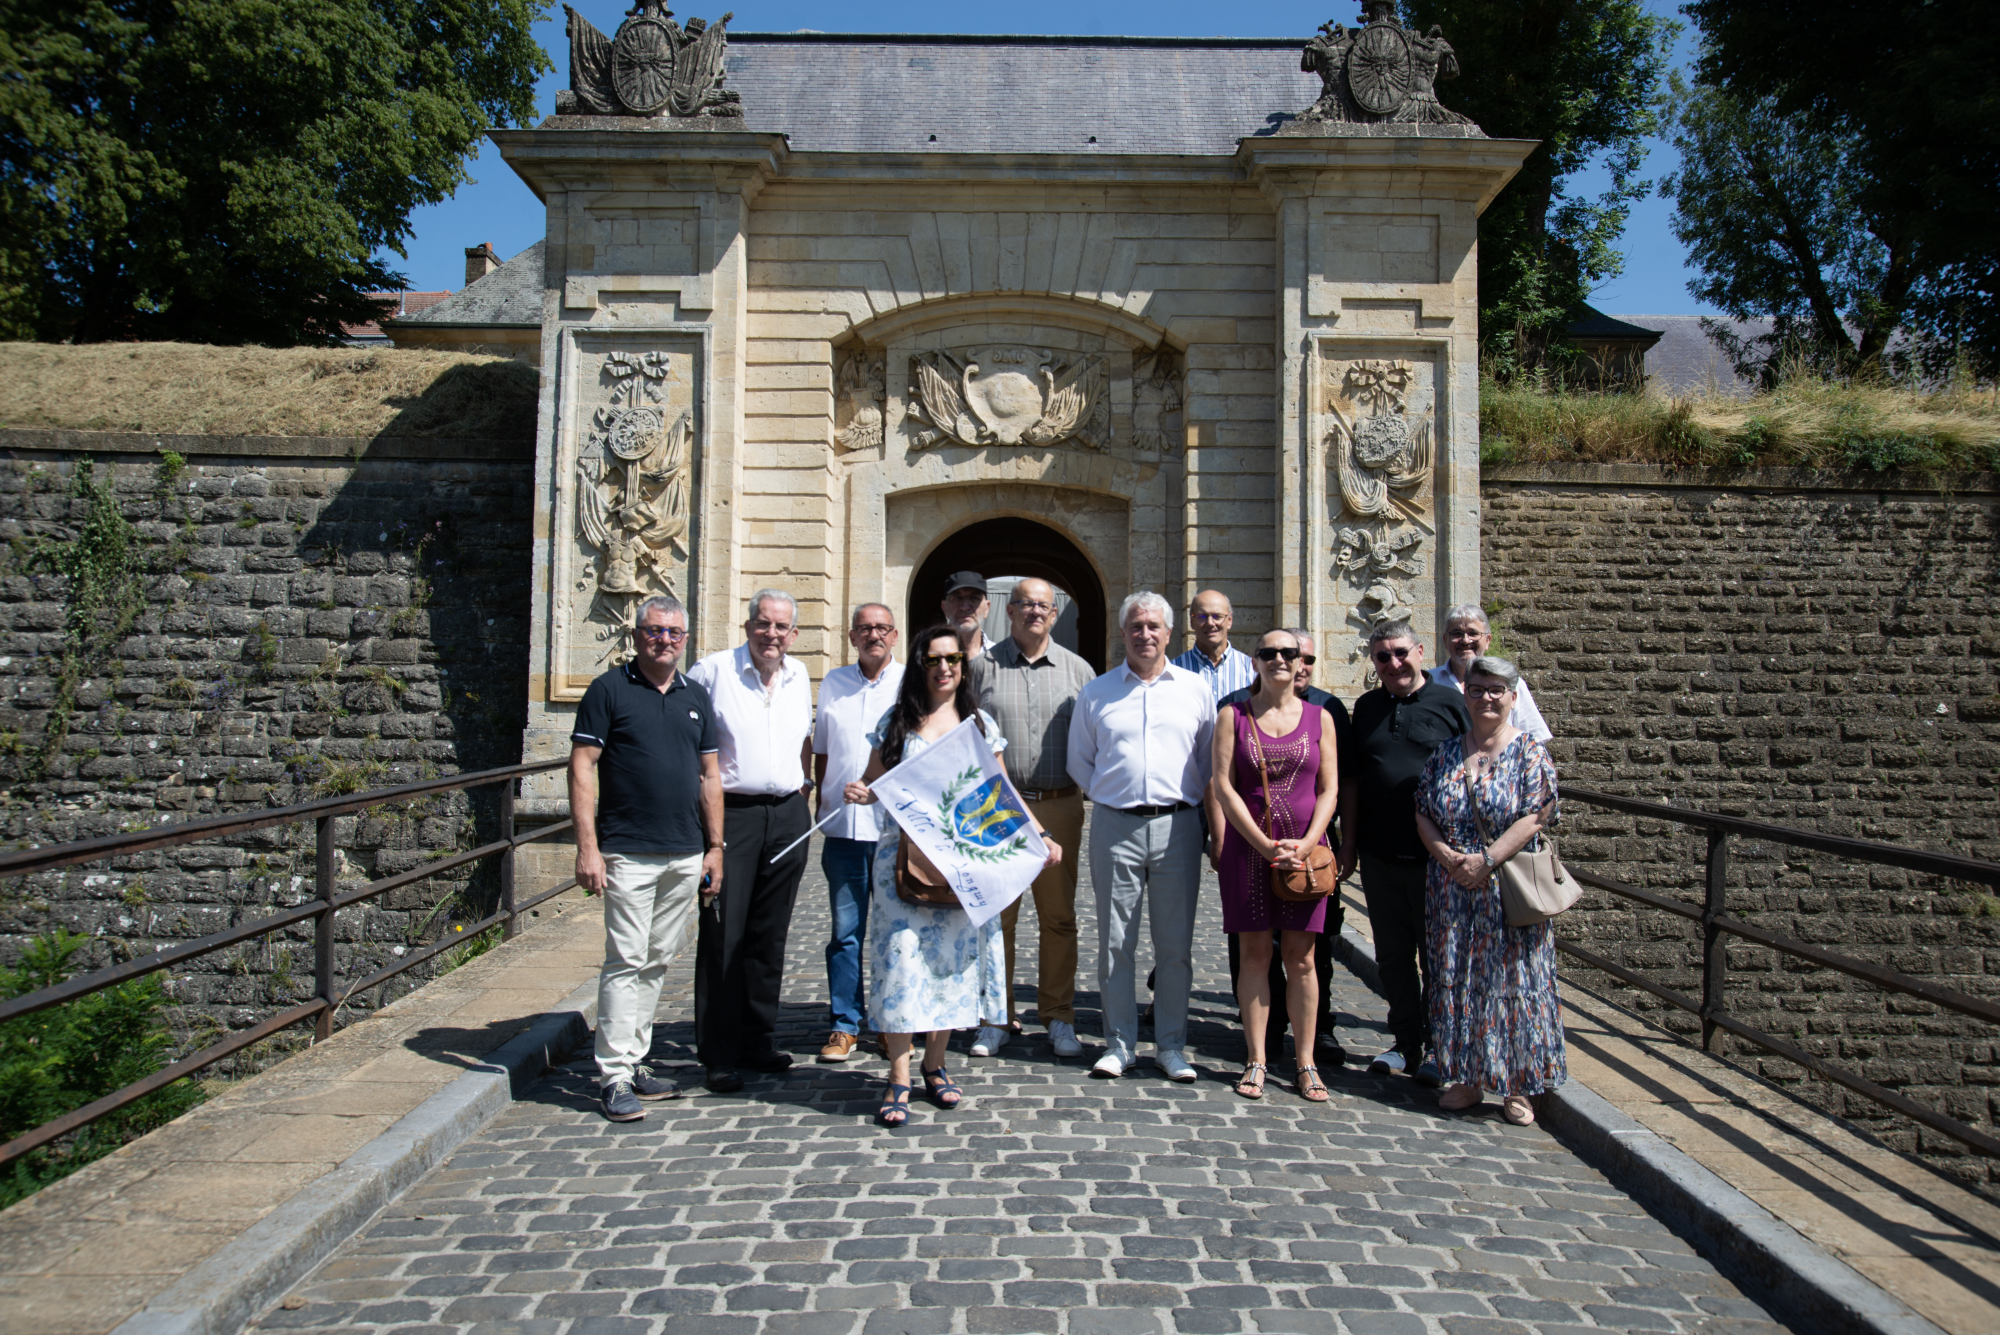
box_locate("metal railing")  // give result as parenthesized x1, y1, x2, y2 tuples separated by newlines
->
(1558, 785, 2000, 1159)
(0, 760, 573, 1170)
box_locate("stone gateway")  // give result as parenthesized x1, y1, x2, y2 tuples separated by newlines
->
(488, 14, 1534, 814)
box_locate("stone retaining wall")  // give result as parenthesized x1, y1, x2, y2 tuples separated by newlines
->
(1481, 463, 2000, 1187)
(0, 431, 533, 1057)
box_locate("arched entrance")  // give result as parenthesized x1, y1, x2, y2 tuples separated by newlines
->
(909, 518, 1109, 671)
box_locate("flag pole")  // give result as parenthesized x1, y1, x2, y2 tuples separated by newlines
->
(768, 803, 848, 864)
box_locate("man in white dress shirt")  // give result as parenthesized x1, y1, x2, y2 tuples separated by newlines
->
(686, 589, 816, 1091)
(1427, 603, 1553, 741)
(1067, 591, 1216, 1082)
(810, 603, 904, 1063)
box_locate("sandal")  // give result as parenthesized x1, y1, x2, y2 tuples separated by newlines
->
(877, 1081, 911, 1127)
(1502, 1095, 1535, 1126)
(1439, 1083, 1483, 1112)
(921, 1065, 963, 1110)
(1234, 1063, 1267, 1100)
(1296, 1064, 1330, 1103)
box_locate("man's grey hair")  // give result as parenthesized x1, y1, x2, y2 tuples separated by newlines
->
(850, 602, 894, 629)
(1367, 618, 1416, 647)
(634, 595, 685, 628)
(1282, 626, 1315, 650)
(745, 588, 798, 625)
(1119, 590, 1174, 632)
(1466, 655, 1520, 689)
(1444, 602, 1489, 628)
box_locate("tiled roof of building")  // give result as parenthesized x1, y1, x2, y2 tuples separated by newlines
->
(724, 33, 1321, 155)
(342, 290, 451, 342)
(1614, 315, 1770, 396)
(391, 242, 544, 328)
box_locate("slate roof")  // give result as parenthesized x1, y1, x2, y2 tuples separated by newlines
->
(1566, 303, 1664, 344)
(391, 241, 544, 328)
(724, 33, 1321, 155)
(1613, 315, 1770, 396)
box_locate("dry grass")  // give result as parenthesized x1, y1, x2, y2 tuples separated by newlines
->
(1482, 375, 2000, 473)
(0, 342, 539, 440)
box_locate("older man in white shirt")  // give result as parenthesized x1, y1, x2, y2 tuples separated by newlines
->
(686, 589, 816, 1092)
(1427, 602, 1553, 742)
(1068, 590, 1216, 1082)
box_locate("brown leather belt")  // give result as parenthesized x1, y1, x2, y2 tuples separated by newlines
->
(1015, 784, 1079, 803)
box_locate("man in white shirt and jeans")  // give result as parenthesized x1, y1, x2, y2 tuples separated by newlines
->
(1067, 591, 1216, 1082)
(686, 589, 816, 1092)
(810, 603, 904, 1062)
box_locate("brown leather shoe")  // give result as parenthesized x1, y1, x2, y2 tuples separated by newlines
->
(819, 1031, 861, 1063)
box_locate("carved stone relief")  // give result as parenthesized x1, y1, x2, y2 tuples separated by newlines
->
(1132, 348, 1185, 454)
(1292, 0, 1482, 135)
(1324, 356, 1436, 635)
(557, 2, 742, 119)
(574, 350, 693, 665)
(907, 346, 1110, 451)
(833, 350, 886, 453)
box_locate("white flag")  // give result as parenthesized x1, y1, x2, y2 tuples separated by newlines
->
(871, 717, 1048, 928)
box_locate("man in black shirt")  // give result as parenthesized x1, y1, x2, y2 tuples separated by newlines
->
(570, 595, 723, 1122)
(1345, 618, 1469, 1086)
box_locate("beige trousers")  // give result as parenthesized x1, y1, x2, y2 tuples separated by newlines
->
(999, 791, 1085, 1025)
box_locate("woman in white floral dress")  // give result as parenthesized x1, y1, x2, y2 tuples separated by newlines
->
(843, 626, 1063, 1126)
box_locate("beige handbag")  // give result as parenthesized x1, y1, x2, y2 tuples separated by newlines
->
(1247, 708, 1337, 903)
(1460, 753, 1578, 927)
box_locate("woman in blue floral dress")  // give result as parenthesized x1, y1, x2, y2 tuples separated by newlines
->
(1413, 655, 1563, 1125)
(843, 627, 1062, 1127)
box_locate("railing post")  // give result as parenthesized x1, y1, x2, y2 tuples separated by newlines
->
(500, 779, 518, 941)
(1702, 827, 1729, 1052)
(314, 813, 336, 1042)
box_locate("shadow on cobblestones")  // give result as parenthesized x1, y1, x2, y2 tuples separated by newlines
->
(257, 838, 1791, 1335)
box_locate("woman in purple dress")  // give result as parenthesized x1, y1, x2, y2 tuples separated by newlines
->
(1212, 630, 1341, 1102)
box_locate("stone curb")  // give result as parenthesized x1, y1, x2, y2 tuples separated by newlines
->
(107, 976, 599, 1335)
(1334, 925, 1944, 1335)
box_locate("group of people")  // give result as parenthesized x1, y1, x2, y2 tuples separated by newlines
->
(568, 576, 1566, 1129)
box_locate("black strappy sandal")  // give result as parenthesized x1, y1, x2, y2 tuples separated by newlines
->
(877, 1081, 911, 1127)
(921, 1065, 963, 1110)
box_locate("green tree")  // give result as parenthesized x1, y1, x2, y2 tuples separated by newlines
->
(1400, 0, 1676, 376)
(1682, 0, 2000, 370)
(0, 0, 551, 346)
(1660, 77, 1906, 383)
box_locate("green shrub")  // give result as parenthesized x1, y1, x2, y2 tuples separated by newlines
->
(0, 930, 205, 1207)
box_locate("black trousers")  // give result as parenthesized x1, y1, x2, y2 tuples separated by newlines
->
(1359, 852, 1430, 1053)
(1227, 895, 1342, 1061)
(695, 792, 810, 1068)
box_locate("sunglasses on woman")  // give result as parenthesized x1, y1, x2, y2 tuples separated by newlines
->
(921, 652, 966, 667)
(1254, 646, 1301, 662)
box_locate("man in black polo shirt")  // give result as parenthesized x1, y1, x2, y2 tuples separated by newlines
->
(571, 595, 723, 1122)
(1345, 618, 1469, 1087)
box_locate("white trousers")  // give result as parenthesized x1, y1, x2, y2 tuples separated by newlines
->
(594, 852, 703, 1086)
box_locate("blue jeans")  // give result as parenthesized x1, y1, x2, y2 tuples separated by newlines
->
(821, 836, 875, 1035)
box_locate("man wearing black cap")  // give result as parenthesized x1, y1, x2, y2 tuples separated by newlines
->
(942, 570, 992, 658)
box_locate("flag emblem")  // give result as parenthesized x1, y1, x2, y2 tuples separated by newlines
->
(950, 775, 1028, 849)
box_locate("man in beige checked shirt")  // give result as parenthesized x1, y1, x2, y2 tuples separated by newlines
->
(968, 577, 1098, 1059)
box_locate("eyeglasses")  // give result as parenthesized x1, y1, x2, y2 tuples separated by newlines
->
(1298, 655, 1316, 666)
(1371, 646, 1415, 664)
(922, 652, 966, 667)
(1192, 612, 1230, 623)
(853, 624, 895, 638)
(1009, 599, 1054, 613)
(749, 619, 794, 634)
(1466, 685, 1511, 700)
(1446, 629, 1487, 642)
(1255, 646, 1301, 663)
(635, 625, 687, 642)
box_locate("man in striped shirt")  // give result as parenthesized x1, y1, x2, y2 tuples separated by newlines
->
(1170, 590, 1256, 699)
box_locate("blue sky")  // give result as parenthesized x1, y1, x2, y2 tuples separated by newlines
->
(389, 0, 1715, 317)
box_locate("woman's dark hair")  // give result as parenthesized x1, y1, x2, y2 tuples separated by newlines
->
(877, 625, 979, 767)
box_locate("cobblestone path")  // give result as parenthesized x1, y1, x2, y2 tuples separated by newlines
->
(261, 839, 1788, 1335)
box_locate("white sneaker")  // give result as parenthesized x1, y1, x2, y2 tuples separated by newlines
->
(970, 1024, 1009, 1057)
(1367, 1047, 1407, 1076)
(1091, 1049, 1128, 1078)
(1047, 1020, 1084, 1057)
(1154, 1049, 1197, 1082)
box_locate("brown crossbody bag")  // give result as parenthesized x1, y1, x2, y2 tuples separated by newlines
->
(894, 834, 963, 909)
(1247, 706, 1338, 903)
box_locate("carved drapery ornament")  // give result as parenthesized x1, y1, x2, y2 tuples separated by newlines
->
(558, 3, 742, 119)
(577, 352, 692, 660)
(907, 347, 1110, 452)
(833, 350, 886, 453)
(1132, 348, 1185, 454)
(1297, 1, 1479, 131)
(1327, 356, 1435, 633)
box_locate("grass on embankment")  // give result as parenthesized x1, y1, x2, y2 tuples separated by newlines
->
(1480, 375, 2000, 474)
(0, 342, 539, 441)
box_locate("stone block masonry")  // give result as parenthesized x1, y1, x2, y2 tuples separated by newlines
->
(1481, 463, 2000, 1188)
(0, 433, 533, 1057)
